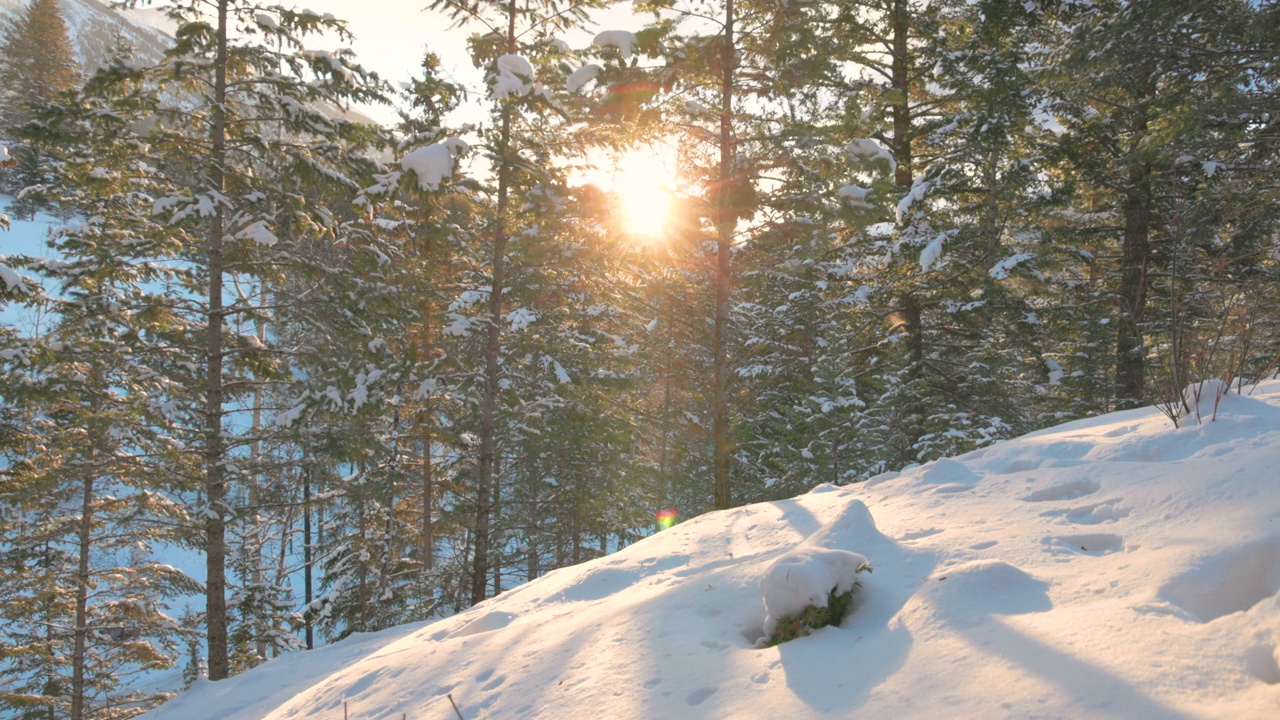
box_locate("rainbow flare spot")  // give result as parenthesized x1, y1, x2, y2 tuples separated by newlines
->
(656, 508, 677, 530)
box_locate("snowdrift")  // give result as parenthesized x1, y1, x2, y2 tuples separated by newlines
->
(145, 382, 1280, 719)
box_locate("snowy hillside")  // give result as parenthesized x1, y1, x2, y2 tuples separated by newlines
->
(145, 383, 1280, 719)
(0, 0, 169, 71)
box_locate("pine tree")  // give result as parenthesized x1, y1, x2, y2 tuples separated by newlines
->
(27, 1, 391, 680)
(1, 65, 203, 718)
(0, 0, 80, 218)
(0, 0, 78, 132)
(426, 0, 608, 605)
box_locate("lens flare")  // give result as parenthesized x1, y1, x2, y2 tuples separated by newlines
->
(656, 508, 677, 531)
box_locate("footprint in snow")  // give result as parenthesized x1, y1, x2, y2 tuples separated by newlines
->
(685, 687, 718, 706)
(1044, 533, 1124, 555)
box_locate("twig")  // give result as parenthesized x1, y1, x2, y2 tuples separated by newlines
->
(448, 693, 466, 720)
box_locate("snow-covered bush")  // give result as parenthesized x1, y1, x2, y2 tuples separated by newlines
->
(760, 549, 872, 646)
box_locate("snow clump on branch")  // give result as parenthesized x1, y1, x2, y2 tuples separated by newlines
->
(401, 138, 469, 191)
(492, 54, 535, 99)
(566, 64, 602, 94)
(846, 138, 896, 174)
(593, 30, 638, 59)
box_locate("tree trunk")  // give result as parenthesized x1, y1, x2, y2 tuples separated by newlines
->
(204, 0, 230, 682)
(69, 448, 94, 720)
(302, 469, 313, 650)
(712, 0, 736, 511)
(890, 0, 926, 460)
(471, 0, 519, 608)
(1116, 162, 1151, 408)
(421, 427, 434, 572)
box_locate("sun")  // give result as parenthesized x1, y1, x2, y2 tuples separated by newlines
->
(590, 146, 677, 239)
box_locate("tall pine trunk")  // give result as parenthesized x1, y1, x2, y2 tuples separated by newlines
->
(204, 0, 230, 681)
(891, 0, 925, 459)
(472, 0, 519, 607)
(1116, 161, 1151, 408)
(712, 0, 735, 510)
(69, 447, 94, 720)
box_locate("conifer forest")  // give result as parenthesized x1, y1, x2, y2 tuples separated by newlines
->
(0, 0, 1277, 717)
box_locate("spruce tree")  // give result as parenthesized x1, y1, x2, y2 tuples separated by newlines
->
(0, 0, 78, 132)
(0, 0, 80, 218)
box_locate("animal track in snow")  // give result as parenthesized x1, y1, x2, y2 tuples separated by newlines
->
(1021, 480, 1101, 503)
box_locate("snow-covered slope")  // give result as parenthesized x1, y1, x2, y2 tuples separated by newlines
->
(0, 0, 171, 72)
(145, 383, 1280, 719)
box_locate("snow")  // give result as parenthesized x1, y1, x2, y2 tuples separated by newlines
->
(235, 221, 277, 247)
(897, 178, 931, 224)
(760, 548, 870, 638)
(566, 63, 602, 93)
(918, 232, 945, 272)
(593, 30, 638, 59)
(685, 99, 710, 115)
(837, 183, 872, 208)
(400, 139, 467, 191)
(491, 53, 534, 99)
(846, 138, 896, 174)
(142, 380, 1280, 719)
(254, 13, 279, 32)
(989, 252, 1034, 279)
(0, 259, 25, 293)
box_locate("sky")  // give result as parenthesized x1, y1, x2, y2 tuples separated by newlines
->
(246, 1, 642, 126)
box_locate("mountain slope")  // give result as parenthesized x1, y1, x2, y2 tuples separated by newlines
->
(145, 383, 1280, 719)
(0, 0, 169, 72)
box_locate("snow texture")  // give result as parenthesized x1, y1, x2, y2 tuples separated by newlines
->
(142, 380, 1280, 720)
(837, 184, 872, 208)
(919, 232, 945, 272)
(400, 138, 467, 191)
(235, 220, 277, 247)
(897, 178, 931, 224)
(492, 53, 534, 99)
(593, 30, 638, 59)
(846, 138, 896, 174)
(566, 63, 602, 93)
(760, 549, 869, 638)
(990, 252, 1033, 279)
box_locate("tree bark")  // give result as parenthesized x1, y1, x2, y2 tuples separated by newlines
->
(204, 0, 230, 682)
(712, 0, 736, 511)
(891, 0, 925, 459)
(1116, 162, 1151, 408)
(69, 446, 94, 720)
(302, 468, 313, 650)
(471, 0, 519, 607)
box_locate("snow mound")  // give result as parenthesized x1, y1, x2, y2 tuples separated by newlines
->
(143, 380, 1280, 720)
(760, 549, 869, 638)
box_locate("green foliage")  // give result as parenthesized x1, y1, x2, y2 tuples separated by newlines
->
(766, 577, 869, 648)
